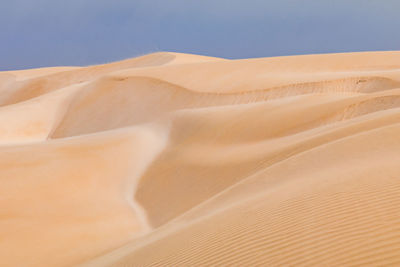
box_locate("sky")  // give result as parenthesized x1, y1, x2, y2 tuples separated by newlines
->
(1, 0, 400, 70)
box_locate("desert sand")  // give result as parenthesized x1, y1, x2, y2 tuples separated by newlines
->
(1, 51, 400, 266)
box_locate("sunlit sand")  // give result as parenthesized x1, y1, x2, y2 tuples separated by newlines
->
(1, 51, 400, 266)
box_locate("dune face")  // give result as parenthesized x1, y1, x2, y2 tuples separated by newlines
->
(1, 52, 400, 266)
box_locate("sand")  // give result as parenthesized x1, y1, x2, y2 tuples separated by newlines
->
(1, 51, 400, 266)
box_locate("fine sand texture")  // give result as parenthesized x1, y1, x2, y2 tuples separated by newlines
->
(1, 51, 400, 266)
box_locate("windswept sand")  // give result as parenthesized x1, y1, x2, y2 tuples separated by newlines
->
(1, 51, 400, 266)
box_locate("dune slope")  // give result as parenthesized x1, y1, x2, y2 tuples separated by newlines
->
(1, 51, 400, 266)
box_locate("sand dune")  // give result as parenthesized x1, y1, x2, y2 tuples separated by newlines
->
(1, 51, 400, 266)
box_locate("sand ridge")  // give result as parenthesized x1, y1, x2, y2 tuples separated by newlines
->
(0, 51, 400, 266)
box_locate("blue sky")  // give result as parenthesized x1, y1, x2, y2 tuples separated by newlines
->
(1, 0, 399, 70)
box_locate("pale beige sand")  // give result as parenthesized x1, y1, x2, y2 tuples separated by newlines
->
(1, 51, 400, 266)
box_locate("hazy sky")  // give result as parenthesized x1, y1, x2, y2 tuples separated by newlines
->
(1, 0, 399, 70)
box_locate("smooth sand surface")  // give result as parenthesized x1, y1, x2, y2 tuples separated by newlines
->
(1, 51, 400, 266)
